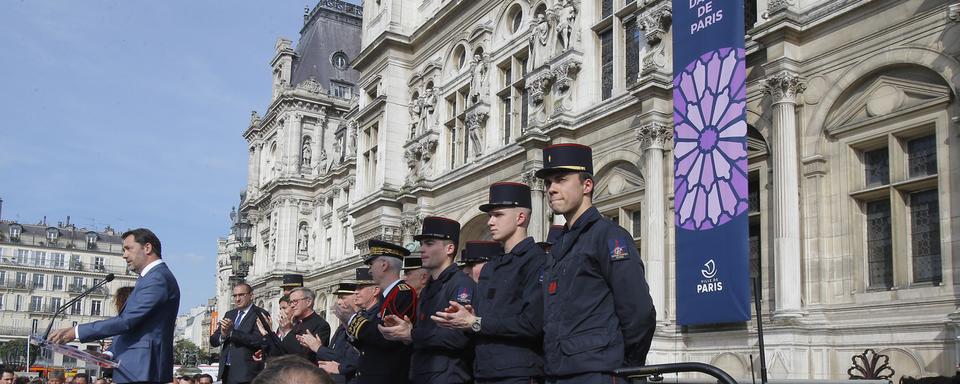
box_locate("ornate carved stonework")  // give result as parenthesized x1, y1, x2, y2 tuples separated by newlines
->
(949, 3, 960, 22)
(402, 132, 440, 187)
(552, 59, 582, 113)
(768, 0, 795, 14)
(465, 107, 489, 159)
(639, 2, 672, 75)
(764, 71, 806, 104)
(527, 73, 553, 106)
(521, 169, 546, 191)
(296, 77, 324, 94)
(400, 213, 424, 240)
(636, 121, 673, 150)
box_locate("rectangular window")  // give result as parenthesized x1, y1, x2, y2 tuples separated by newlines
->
(71, 254, 82, 271)
(53, 275, 64, 291)
(70, 300, 82, 315)
(72, 276, 84, 292)
(51, 253, 65, 269)
(0, 271, 5, 286)
(91, 300, 102, 316)
(0, 294, 4, 310)
(32, 251, 46, 266)
(30, 296, 42, 312)
(907, 135, 937, 178)
(601, 0, 613, 19)
(748, 173, 761, 214)
(501, 94, 512, 145)
(15, 272, 27, 288)
(624, 17, 641, 86)
(866, 200, 893, 289)
(16, 249, 28, 264)
(94, 256, 105, 271)
(32, 274, 45, 289)
(864, 147, 889, 187)
(15, 295, 22, 311)
(600, 29, 614, 100)
(910, 189, 941, 284)
(631, 210, 642, 238)
(31, 319, 39, 334)
(50, 297, 61, 313)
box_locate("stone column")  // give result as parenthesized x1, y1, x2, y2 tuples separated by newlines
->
(522, 169, 547, 241)
(637, 121, 672, 322)
(764, 71, 805, 318)
(314, 114, 326, 173)
(247, 142, 262, 196)
(286, 113, 303, 174)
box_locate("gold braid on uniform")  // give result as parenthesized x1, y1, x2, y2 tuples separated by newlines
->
(346, 315, 368, 339)
(397, 282, 411, 291)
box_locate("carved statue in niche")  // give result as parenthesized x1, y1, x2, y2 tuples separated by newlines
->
(348, 121, 358, 153)
(404, 147, 421, 185)
(419, 88, 436, 132)
(297, 223, 309, 253)
(409, 97, 421, 138)
(301, 141, 312, 169)
(528, 13, 551, 70)
(555, 0, 578, 54)
(469, 55, 489, 105)
(466, 112, 488, 158)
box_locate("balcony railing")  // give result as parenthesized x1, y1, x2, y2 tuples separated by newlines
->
(28, 304, 57, 314)
(0, 258, 130, 275)
(67, 284, 109, 296)
(0, 279, 33, 291)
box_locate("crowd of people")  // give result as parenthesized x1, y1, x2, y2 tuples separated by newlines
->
(209, 144, 658, 384)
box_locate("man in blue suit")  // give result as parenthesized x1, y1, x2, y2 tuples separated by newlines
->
(49, 228, 180, 384)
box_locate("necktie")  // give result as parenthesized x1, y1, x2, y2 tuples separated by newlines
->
(226, 309, 245, 365)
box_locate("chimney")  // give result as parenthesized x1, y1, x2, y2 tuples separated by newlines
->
(0, 197, 4, 222)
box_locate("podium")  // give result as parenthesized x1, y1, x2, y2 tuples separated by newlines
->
(29, 335, 119, 369)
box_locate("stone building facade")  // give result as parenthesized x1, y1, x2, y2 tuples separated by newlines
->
(236, 0, 960, 380)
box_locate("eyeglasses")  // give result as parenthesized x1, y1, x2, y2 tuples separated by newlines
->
(289, 297, 310, 305)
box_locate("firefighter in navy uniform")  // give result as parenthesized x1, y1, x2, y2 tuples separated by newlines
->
(459, 241, 493, 283)
(309, 282, 361, 384)
(535, 144, 657, 384)
(435, 182, 546, 384)
(379, 216, 476, 384)
(346, 241, 417, 384)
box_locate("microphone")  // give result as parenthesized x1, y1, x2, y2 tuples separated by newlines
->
(43, 273, 116, 341)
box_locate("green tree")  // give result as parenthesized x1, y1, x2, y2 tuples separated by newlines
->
(173, 339, 209, 367)
(0, 339, 40, 368)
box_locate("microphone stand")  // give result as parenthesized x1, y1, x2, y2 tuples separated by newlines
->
(43, 273, 115, 341)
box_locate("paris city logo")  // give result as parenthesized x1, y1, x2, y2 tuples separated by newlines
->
(697, 259, 723, 293)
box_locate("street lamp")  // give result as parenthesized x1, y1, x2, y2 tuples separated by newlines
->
(229, 216, 256, 282)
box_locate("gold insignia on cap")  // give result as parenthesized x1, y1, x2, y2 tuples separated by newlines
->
(369, 246, 405, 257)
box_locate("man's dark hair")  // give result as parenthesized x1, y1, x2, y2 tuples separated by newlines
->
(121, 228, 162, 258)
(0, 369, 14, 377)
(233, 282, 253, 294)
(194, 373, 214, 381)
(279, 295, 290, 304)
(74, 373, 89, 379)
(252, 355, 333, 384)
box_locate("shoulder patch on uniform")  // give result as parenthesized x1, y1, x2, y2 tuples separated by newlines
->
(346, 315, 367, 338)
(608, 237, 630, 261)
(397, 282, 411, 291)
(455, 286, 473, 305)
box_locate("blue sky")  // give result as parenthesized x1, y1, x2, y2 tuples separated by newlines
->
(0, 1, 352, 313)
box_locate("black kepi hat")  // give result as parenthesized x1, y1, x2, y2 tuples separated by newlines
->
(364, 239, 411, 264)
(413, 216, 461, 244)
(334, 282, 357, 295)
(479, 182, 532, 212)
(535, 143, 594, 178)
(355, 267, 375, 286)
(402, 255, 423, 270)
(461, 241, 502, 265)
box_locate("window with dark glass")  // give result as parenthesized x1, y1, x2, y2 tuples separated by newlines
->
(631, 210, 642, 238)
(907, 135, 937, 178)
(91, 300, 102, 316)
(624, 17, 641, 86)
(32, 273, 44, 289)
(50, 297, 61, 313)
(511, 7, 523, 33)
(864, 147, 889, 187)
(910, 189, 941, 284)
(866, 200, 893, 289)
(70, 300, 82, 315)
(601, 0, 613, 19)
(748, 222, 761, 298)
(600, 29, 614, 100)
(30, 296, 42, 312)
(53, 275, 64, 290)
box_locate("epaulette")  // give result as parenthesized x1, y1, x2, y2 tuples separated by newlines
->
(346, 315, 367, 339)
(397, 282, 411, 291)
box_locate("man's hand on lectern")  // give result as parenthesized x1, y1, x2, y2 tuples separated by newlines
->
(49, 327, 77, 344)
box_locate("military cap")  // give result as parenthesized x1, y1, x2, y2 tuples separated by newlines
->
(461, 241, 502, 265)
(280, 274, 304, 288)
(478, 182, 532, 212)
(403, 255, 423, 270)
(413, 216, 461, 244)
(535, 143, 594, 178)
(364, 239, 411, 264)
(334, 282, 357, 295)
(355, 267, 375, 286)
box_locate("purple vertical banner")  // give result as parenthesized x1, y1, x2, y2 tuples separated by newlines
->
(672, 0, 751, 325)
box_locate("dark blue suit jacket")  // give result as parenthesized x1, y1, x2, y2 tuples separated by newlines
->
(79, 261, 180, 383)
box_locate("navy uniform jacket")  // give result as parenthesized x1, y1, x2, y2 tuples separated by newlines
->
(542, 206, 656, 376)
(410, 264, 476, 384)
(316, 325, 360, 384)
(264, 311, 331, 362)
(473, 236, 545, 379)
(347, 280, 416, 384)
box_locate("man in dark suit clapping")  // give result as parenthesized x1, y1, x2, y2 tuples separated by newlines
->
(211, 283, 266, 384)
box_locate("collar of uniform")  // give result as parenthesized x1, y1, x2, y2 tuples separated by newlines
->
(436, 263, 460, 284)
(139, 259, 164, 278)
(566, 206, 600, 234)
(507, 236, 536, 257)
(382, 278, 402, 298)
